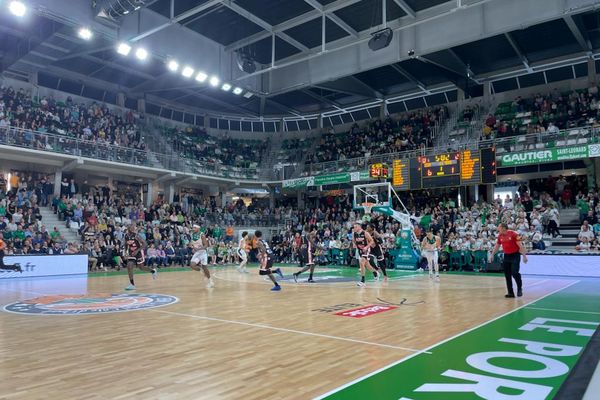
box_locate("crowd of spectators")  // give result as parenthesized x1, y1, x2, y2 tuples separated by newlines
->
(484, 87, 600, 140)
(306, 106, 448, 164)
(0, 85, 147, 161)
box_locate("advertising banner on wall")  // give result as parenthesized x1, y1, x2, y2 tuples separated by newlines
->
(283, 171, 371, 189)
(499, 144, 600, 167)
(0, 254, 88, 279)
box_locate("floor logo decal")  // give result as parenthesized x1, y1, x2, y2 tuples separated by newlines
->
(3, 293, 179, 315)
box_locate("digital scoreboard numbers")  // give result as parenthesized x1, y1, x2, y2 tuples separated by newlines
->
(369, 163, 389, 179)
(392, 159, 409, 190)
(421, 152, 461, 188)
(460, 150, 481, 185)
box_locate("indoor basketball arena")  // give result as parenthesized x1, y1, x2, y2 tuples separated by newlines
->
(1, 0, 599, 399)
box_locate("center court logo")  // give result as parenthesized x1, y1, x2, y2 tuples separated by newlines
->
(3, 293, 179, 315)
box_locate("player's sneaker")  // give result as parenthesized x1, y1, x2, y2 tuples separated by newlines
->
(236, 266, 243, 273)
(307, 278, 315, 283)
(435, 275, 440, 282)
(517, 289, 523, 297)
(374, 273, 380, 282)
(356, 281, 365, 287)
(429, 273, 433, 279)
(151, 269, 158, 280)
(292, 273, 298, 283)
(271, 284, 281, 291)
(274, 268, 284, 279)
(206, 278, 215, 288)
(125, 284, 136, 290)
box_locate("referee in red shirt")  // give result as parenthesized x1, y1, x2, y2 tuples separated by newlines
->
(489, 223, 528, 298)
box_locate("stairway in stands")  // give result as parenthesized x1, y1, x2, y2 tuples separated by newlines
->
(547, 208, 580, 251)
(38, 207, 81, 244)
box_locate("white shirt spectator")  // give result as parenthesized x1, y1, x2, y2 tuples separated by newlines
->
(578, 228, 594, 242)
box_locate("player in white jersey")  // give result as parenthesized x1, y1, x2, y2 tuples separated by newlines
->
(421, 230, 441, 281)
(236, 231, 249, 273)
(190, 224, 214, 288)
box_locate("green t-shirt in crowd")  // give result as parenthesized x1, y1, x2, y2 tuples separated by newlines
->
(213, 226, 222, 238)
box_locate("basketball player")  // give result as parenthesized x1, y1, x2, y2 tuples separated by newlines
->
(0, 238, 22, 273)
(352, 222, 379, 287)
(421, 230, 441, 281)
(124, 225, 157, 291)
(190, 224, 215, 288)
(366, 224, 388, 282)
(255, 230, 284, 291)
(489, 222, 528, 298)
(292, 228, 317, 283)
(236, 231, 249, 273)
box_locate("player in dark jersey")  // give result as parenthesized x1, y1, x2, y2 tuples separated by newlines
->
(352, 222, 379, 287)
(367, 224, 388, 282)
(0, 239, 22, 273)
(123, 225, 157, 290)
(255, 230, 284, 291)
(292, 228, 317, 283)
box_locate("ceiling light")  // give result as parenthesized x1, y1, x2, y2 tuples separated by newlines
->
(209, 76, 220, 87)
(134, 6, 141, 10)
(123, 10, 130, 14)
(117, 42, 132, 56)
(9, 1, 27, 17)
(233, 87, 243, 95)
(135, 48, 148, 60)
(243, 92, 253, 99)
(167, 60, 179, 72)
(78, 27, 93, 41)
(221, 83, 232, 92)
(181, 66, 194, 78)
(195, 72, 207, 82)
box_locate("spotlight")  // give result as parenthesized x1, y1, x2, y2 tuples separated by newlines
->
(78, 27, 93, 41)
(209, 76, 220, 87)
(135, 48, 148, 60)
(195, 72, 207, 82)
(167, 60, 179, 72)
(9, 1, 27, 17)
(368, 28, 393, 52)
(221, 83, 232, 92)
(117, 42, 132, 56)
(233, 87, 243, 95)
(181, 66, 194, 78)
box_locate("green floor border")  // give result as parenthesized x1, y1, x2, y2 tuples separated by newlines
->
(315, 280, 600, 400)
(88, 264, 504, 278)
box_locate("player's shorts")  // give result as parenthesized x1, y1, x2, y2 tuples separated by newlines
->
(191, 250, 208, 266)
(356, 248, 371, 259)
(259, 255, 274, 275)
(237, 249, 248, 262)
(300, 248, 314, 265)
(126, 253, 144, 265)
(423, 250, 439, 261)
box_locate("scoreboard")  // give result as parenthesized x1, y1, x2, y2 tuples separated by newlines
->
(391, 148, 496, 190)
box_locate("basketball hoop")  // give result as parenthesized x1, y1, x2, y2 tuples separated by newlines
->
(361, 202, 375, 214)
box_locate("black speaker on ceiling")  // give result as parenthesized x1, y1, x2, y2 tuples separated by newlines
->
(236, 52, 257, 74)
(368, 28, 393, 51)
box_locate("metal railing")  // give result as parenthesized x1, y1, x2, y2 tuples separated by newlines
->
(304, 125, 600, 176)
(201, 212, 294, 227)
(0, 126, 271, 181)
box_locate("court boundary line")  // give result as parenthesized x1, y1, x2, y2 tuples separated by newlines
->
(526, 306, 600, 315)
(313, 279, 580, 400)
(148, 308, 430, 353)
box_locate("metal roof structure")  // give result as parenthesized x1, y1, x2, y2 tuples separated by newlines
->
(1, 0, 599, 122)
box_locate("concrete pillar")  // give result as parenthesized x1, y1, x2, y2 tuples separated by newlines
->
(269, 189, 275, 209)
(483, 81, 492, 102)
(53, 169, 63, 197)
(164, 183, 175, 204)
(486, 184, 494, 204)
(588, 57, 597, 86)
(379, 102, 387, 119)
(297, 191, 305, 209)
(457, 88, 465, 102)
(28, 71, 38, 86)
(318, 114, 323, 129)
(137, 98, 146, 113)
(145, 182, 154, 207)
(203, 114, 209, 130)
(116, 92, 126, 108)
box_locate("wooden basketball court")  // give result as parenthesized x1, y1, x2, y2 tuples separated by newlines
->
(0, 266, 597, 400)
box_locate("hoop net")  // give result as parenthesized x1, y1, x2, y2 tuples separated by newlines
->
(361, 202, 375, 214)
